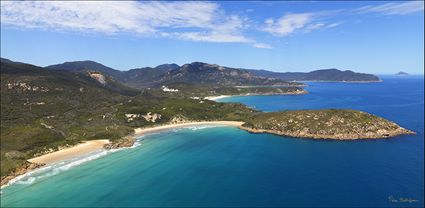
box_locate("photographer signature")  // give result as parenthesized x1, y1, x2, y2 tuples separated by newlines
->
(388, 195, 419, 203)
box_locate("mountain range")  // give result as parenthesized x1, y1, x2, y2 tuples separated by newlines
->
(245, 68, 381, 82)
(0, 58, 256, 178)
(46, 60, 380, 88)
(47, 61, 302, 88)
(0, 57, 387, 184)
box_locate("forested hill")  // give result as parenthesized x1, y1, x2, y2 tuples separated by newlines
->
(48, 61, 301, 88)
(246, 68, 380, 82)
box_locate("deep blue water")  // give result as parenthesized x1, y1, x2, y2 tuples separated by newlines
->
(1, 76, 423, 207)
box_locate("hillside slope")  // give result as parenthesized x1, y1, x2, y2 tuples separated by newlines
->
(47, 61, 179, 88)
(242, 109, 414, 139)
(47, 61, 302, 88)
(1, 59, 255, 179)
(156, 62, 300, 87)
(247, 68, 380, 82)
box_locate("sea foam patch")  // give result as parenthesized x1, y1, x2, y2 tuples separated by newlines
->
(3, 126, 224, 188)
(2, 140, 143, 189)
(184, 125, 220, 131)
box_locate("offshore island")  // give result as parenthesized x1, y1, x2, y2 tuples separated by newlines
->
(0, 58, 414, 187)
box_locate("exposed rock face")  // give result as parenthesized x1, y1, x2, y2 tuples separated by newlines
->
(1, 162, 45, 187)
(104, 136, 136, 149)
(161, 86, 179, 92)
(242, 110, 415, 140)
(88, 71, 106, 85)
(125, 112, 161, 122)
(170, 115, 190, 124)
(142, 112, 162, 122)
(125, 113, 140, 122)
(6, 80, 49, 92)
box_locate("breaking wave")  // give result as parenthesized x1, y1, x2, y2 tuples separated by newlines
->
(2, 140, 143, 189)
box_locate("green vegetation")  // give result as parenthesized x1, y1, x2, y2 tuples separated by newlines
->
(247, 68, 381, 82)
(144, 82, 306, 98)
(0, 59, 407, 183)
(242, 109, 414, 139)
(0, 61, 255, 177)
(47, 61, 303, 88)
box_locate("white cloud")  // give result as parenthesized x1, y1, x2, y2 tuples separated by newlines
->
(0, 1, 270, 48)
(325, 22, 342, 29)
(263, 13, 313, 36)
(0, 1, 225, 33)
(1, 1, 154, 34)
(262, 13, 341, 36)
(304, 23, 325, 32)
(177, 32, 251, 43)
(356, 1, 424, 15)
(4, 1, 416, 48)
(177, 32, 272, 49)
(252, 43, 272, 49)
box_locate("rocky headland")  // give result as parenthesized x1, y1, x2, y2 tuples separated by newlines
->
(241, 109, 415, 140)
(104, 136, 136, 149)
(1, 162, 45, 187)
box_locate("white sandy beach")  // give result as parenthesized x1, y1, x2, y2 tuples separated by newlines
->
(28, 140, 110, 165)
(3, 121, 245, 188)
(204, 90, 307, 101)
(204, 95, 231, 100)
(27, 121, 243, 165)
(134, 121, 244, 135)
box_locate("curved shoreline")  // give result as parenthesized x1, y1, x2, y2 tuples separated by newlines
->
(2, 118, 414, 188)
(1, 121, 244, 188)
(134, 121, 244, 135)
(204, 90, 307, 101)
(27, 140, 110, 166)
(27, 122, 243, 166)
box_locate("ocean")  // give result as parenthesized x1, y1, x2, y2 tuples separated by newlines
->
(1, 75, 423, 207)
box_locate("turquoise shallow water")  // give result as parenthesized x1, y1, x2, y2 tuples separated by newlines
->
(1, 76, 423, 207)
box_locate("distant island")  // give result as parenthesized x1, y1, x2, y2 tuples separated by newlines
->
(246, 68, 381, 82)
(241, 109, 415, 140)
(0, 58, 412, 187)
(395, 72, 409, 76)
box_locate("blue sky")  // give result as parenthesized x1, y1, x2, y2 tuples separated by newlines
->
(1, 1, 423, 74)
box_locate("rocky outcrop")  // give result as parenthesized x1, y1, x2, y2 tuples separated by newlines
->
(169, 115, 190, 124)
(6, 80, 49, 92)
(242, 110, 415, 140)
(88, 71, 106, 85)
(1, 162, 45, 187)
(103, 136, 136, 149)
(125, 113, 140, 122)
(142, 112, 162, 122)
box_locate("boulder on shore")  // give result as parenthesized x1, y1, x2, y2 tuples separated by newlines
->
(104, 136, 136, 149)
(1, 162, 45, 187)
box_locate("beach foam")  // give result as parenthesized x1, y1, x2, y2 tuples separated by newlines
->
(2, 141, 142, 189)
(3, 122, 242, 189)
(185, 125, 221, 131)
